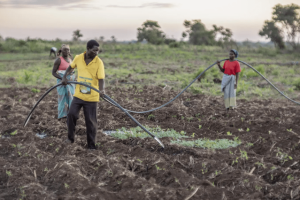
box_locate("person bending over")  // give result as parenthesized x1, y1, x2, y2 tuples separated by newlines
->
(52, 44, 75, 120)
(50, 47, 57, 58)
(62, 40, 105, 150)
(217, 49, 240, 110)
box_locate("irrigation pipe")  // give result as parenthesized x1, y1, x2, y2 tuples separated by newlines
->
(23, 81, 165, 148)
(103, 59, 300, 113)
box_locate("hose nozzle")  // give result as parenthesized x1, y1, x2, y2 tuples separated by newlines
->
(154, 137, 164, 148)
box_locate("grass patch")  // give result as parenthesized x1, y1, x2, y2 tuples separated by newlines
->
(110, 126, 188, 140)
(110, 126, 241, 149)
(171, 138, 241, 149)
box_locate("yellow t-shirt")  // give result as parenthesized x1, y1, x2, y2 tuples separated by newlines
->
(70, 52, 105, 102)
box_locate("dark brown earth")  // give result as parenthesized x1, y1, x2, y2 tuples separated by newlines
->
(1, 86, 300, 200)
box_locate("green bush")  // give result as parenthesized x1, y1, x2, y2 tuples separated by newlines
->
(293, 79, 300, 90)
(257, 47, 277, 57)
(256, 65, 265, 74)
(193, 67, 206, 80)
(272, 70, 279, 76)
(168, 42, 181, 48)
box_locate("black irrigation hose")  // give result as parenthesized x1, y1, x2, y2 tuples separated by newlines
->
(23, 81, 165, 148)
(107, 59, 300, 114)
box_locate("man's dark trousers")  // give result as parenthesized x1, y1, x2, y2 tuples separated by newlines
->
(67, 97, 97, 149)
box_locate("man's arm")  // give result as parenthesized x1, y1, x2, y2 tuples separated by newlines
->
(99, 79, 105, 94)
(52, 58, 62, 79)
(61, 66, 74, 85)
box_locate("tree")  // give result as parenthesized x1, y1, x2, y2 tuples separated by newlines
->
(259, 3, 300, 49)
(272, 4, 300, 48)
(72, 29, 83, 41)
(182, 20, 216, 45)
(111, 36, 117, 43)
(137, 20, 165, 45)
(259, 20, 285, 49)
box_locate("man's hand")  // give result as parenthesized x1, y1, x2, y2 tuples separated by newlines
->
(234, 84, 237, 89)
(100, 90, 105, 98)
(62, 76, 68, 85)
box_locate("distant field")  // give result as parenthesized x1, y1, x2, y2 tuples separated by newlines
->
(0, 43, 300, 101)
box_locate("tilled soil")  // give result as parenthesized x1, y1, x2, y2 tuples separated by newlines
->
(1, 86, 300, 200)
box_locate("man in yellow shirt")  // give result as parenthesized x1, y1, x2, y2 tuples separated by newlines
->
(61, 40, 105, 150)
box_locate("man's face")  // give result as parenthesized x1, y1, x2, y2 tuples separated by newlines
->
(87, 46, 100, 58)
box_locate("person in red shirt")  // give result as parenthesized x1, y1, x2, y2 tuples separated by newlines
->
(217, 49, 241, 110)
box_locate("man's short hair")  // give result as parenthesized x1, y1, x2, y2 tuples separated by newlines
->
(87, 40, 99, 49)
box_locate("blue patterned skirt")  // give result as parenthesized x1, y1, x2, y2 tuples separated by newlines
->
(56, 72, 76, 119)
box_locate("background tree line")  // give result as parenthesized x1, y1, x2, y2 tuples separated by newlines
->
(138, 3, 300, 50)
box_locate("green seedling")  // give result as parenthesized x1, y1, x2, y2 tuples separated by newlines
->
(137, 159, 142, 163)
(147, 114, 155, 120)
(155, 165, 161, 171)
(187, 117, 193, 122)
(240, 149, 248, 160)
(241, 117, 245, 122)
(227, 131, 232, 136)
(215, 170, 222, 175)
(287, 129, 292, 132)
(31, 88, 40, 93)
(107, 148, 114, 155)
(10, 130, 17, 136)
(191, 133, 195, 138)
(247, 143, 253, 147)
(199, 125, 202, 129)
(287, 175, 294, 181)
(19, 187, 26, 199)
(6, 170, 12, 176)
(55, 148, 59, 152)
(246, 128, 250, 132)
(64, 183, 69, 189)
(44, 167, 48, 172)
(255, 185, 262, 191)
(232, 157, 239, 165)
(255, 162, 266, 168)
(11, 144, 16, 148)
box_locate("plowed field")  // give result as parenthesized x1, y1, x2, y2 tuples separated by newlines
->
(1, 86, 300, 200)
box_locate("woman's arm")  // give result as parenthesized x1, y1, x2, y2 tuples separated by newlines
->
(217, 60, 225, 73)
(52, 58, 62, 79)
(235, 72, 239, 89)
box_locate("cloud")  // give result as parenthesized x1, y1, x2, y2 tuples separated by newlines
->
(0, 0, 98, 9)
(107, 2, 175, 9)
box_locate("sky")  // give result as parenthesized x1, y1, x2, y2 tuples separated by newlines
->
(0, 0, 299, 42)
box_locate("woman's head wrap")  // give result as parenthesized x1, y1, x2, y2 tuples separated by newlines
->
(230, 49, 238, 58)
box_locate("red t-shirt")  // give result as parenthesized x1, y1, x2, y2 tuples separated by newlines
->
(223, 60, 241, 75)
